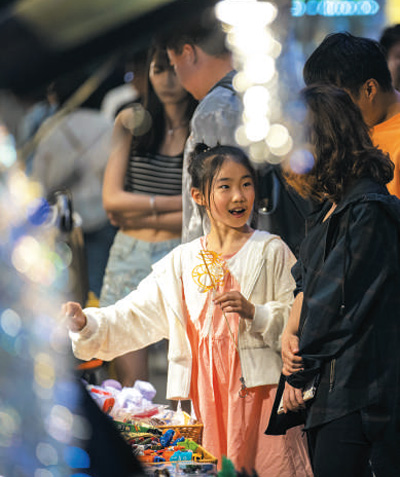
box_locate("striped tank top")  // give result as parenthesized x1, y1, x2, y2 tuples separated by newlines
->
(125, 151, 183, 196)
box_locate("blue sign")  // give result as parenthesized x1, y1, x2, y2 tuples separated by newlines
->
(292, 0, 380, 17)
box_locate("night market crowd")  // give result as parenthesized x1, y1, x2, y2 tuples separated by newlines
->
(17, 10, 400, 477)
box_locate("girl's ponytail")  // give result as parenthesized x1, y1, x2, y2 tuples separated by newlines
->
(188, 142, 212, 191)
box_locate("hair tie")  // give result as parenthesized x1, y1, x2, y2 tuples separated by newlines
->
(194, 142, 211, 156)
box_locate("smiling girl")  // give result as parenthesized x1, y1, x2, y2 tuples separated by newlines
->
(64, 144, 312, 476)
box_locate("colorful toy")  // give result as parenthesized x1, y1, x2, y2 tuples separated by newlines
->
(169, 450, 193, 462)
(160, 429, 174, 447)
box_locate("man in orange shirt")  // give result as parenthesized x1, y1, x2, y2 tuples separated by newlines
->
(303, 32, 400, 198)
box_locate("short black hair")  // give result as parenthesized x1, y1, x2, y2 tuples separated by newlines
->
(380, 24, 400, 57)
(303, 32, 392, 97)
(157, 9, 229, 57)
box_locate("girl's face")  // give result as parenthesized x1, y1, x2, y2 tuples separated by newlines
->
(149, 53, 189, 105)
(206, 157, 255, 230)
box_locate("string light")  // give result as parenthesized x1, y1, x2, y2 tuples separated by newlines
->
(216, 0, 292, 164)
(292, 0, 380, 17)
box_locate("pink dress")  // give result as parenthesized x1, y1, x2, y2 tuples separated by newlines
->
(184, 244, 312, 476)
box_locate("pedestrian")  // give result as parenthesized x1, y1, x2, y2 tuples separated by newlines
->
(280, 84, 400, 477)
(159, 12, 242, 242)
(98, 45, 197, 387)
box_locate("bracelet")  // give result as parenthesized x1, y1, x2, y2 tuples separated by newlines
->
(149, 195, 157, 216)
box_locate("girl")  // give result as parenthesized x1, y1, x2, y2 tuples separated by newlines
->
(280, 85, 400, 476)
(64, 144, 312, 476)
(99, 45, 197, 386)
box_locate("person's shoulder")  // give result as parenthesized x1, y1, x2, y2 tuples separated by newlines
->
(152, 238, 202, 275)
(180, 237, 203, 253)
(373, 109, 400, 135)
(160, 237, 202, 259)
(246, 230, 286, 253)
(196, 85, 241, 116)
(191, 90, 241, 141)
(252, 230, 295, 259)
(251, 229, 282, 243)
(357, 192, 400, 224)
(115, 104, 145, 133)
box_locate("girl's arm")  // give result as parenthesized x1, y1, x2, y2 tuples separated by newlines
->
(67, 270, 170, 362)
(102, 109, 182, 217)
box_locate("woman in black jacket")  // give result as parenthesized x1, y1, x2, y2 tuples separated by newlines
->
(280, 84, 400, 477)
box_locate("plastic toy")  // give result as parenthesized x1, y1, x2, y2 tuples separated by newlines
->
(160, 429, 174, 447)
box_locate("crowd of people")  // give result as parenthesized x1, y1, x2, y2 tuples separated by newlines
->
(16, 9, 400, 477)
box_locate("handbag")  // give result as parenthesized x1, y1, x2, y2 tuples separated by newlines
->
(265, 373, 319, 436)
(257, 164, 315, 257)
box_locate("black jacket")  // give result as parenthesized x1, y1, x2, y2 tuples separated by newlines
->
(288, 179, 400, 432)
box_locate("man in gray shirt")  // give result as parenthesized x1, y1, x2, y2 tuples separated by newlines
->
(162, 13, 243, 242)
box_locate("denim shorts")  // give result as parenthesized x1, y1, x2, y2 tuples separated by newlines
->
(99, 231, 181, 306)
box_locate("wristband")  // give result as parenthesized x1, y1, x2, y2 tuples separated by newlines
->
(149, 195, 157, 216)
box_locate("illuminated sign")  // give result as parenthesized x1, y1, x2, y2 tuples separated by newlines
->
(292, 0, 380, 17)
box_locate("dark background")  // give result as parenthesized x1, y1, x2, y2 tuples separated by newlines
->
(0, 0, 218, 96)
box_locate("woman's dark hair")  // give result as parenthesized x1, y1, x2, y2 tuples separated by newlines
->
(286, 84, 394, 203)
(132, 45, 197, 154)
(189, 143, 258, 224)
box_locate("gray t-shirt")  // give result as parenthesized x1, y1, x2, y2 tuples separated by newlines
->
(182, 70, 243, 242)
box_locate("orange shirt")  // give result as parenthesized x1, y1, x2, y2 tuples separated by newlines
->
(371, 112, 400, 198)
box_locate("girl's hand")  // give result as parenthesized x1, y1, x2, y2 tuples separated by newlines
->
(281, 331, 303, 375)
(282, 381, 305, 413)
(213, 291, 255, 320)
(61, 302, 87, 332)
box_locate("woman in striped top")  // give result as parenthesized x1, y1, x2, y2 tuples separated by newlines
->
(100, 45, 197, 386)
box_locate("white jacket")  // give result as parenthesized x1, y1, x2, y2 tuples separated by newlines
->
(70, 230, 296, 399)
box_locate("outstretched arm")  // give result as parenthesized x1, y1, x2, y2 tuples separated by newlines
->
(64, 270, 171, 362)
(62, 301, 87, 332)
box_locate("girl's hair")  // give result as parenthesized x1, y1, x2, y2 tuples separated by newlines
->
(189, 143, 258, 224)
(285, 84, 394, 203)
(132, 45, 198, 154)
